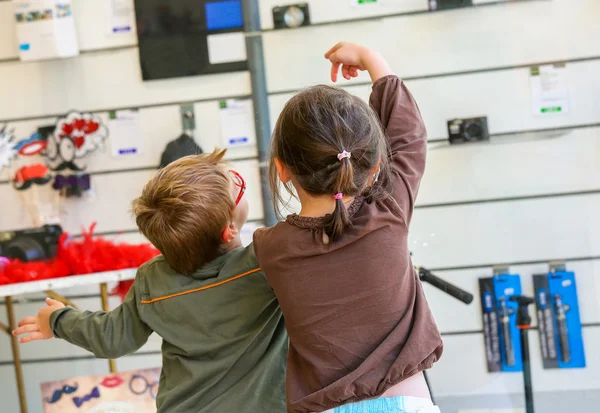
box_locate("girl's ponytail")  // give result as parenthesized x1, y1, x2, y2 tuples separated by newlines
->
(323, 150, 355, 241)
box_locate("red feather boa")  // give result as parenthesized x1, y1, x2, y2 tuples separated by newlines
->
(0, 223, 159, 300)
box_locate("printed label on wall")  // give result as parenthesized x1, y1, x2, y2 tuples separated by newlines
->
(109, 109, 143, 157)
(530, 64, 570, 116)
(105, 0, 135, 34)
(219, 99, 256, 148)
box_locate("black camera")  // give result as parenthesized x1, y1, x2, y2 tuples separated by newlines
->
(0, 224, 63, 262)
(273, 3, 311, 29)
(447, 116, 489, 144)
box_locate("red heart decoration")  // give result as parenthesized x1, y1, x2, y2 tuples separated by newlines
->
(83, 120, 100, 134)
(73, 136, 85, 148)
(61, 123, 74, 136)
(73, 118, 86, 131)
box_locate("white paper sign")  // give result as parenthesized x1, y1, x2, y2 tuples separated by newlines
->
(105, 0, 134, 34)
(530, 65, 570, 116)
(219, 100, 256, 148)
(207, 32, 247, 64)
(109, 109, 143, 157)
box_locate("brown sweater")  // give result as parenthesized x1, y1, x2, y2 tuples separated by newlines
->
(254, 75, 443, 413)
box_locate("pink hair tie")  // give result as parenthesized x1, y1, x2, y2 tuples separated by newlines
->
(334, 193, 343, 200)
(337, 150, 351, 161)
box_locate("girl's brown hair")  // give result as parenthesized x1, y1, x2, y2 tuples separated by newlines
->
(270, 85, 391, 241)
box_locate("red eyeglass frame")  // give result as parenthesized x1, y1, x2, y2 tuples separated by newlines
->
(229, 170, 246, 206)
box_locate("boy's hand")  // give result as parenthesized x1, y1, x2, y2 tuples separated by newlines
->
(325, 42, 393, 83)
(12, 298, 65, 343)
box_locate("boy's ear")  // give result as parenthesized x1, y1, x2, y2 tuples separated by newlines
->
(275, 157, 292, 184)
(221, 223, 240, 244)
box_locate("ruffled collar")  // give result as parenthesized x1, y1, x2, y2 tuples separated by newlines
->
(285, 196, 365, 230)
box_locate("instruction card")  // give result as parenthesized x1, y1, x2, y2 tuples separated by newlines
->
(530, 64, 570, 116)
(109, 109, 143, 157)
(219, 99, 256, 148)
(104, 0, 135, 34)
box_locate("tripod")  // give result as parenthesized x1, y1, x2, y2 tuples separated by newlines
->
(416, 266, 474, 403)
(510, 295, 536, 413)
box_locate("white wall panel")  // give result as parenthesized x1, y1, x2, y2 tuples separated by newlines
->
(410, 194, 600, 269)
(428, 327, 600, 397)
(0, 353, 161, 413)
(0, 159, 264, 233)
(269, 59, 600, 140)
(0, 0, 137, 61)
(0, 47, 250, 121)
(1, 100, 258, 178)
(422, 259, 600, 334)
(258, 0, 426, 30)
(263, 0, 600, 92)
(71, 0, 138, 51)
(0, 1, 17, 60)
(0, 297, 162, 363)
(419, 127, 600, 205)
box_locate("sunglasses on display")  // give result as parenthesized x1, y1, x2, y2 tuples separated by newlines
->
(230, 170, 246, 206)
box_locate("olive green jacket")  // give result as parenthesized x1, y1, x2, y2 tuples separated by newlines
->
(50, 245, 287, 413)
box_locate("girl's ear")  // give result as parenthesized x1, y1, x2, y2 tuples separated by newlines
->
(275, 157, 292, 184)
(221, 223, 239, 244)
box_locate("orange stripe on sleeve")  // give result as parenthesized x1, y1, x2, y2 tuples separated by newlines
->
(140, 268, 262, 304)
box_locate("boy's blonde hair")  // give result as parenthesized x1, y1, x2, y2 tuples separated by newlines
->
(132, 149, 234, 275)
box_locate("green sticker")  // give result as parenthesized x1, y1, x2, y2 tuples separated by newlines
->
(219, 101, 227, 109)
(109, 111, 116, 119)
(541, 107, 562, 113)
(358, 0, 378, 4)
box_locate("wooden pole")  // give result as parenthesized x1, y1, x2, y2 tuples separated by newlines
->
(99, 283, 117, 373)
(6, 296, 28, 413)
(43, 290, 79, 310)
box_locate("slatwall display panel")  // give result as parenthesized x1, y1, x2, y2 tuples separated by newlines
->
(192, 100, 259, 161)
(428, 327, 600, 397)
(0, 297, 162, 363)
(0, 0, 137, 61)
(258, 0, 426, 30)
(422, 259, 600, 335)
(409, 194, 600, 269)
(269, 58, 600, 140)
(0, 353, 162, 413)
(0, 159, 264, 234)
(0, 1, 17, 60)
(419, 127, 600, 205)
(1, 100, 258, 178)
(71, 0, 138, 51)
(262, 0, 600, 93)
(0, 47, 251, 122)
(411, 60, 600, 140)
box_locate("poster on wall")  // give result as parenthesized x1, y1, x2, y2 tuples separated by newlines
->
(219, 99, 256, 148)
(41, 367, 161, 413)
(530, 64, 570, 116)
(109, 109, 143, 157)
(14, 0, 79, 61)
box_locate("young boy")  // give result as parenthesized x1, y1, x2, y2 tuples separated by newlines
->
(13, 149, 287, 413)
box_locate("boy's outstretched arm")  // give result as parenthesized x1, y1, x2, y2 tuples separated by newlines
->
(326, 42, 427, 225)
(13, 280, 152, 359)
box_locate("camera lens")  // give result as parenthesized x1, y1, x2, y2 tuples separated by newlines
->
(465, 122, 482, 141)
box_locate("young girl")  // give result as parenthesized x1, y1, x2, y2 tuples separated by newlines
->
(253, 42, 443, 413)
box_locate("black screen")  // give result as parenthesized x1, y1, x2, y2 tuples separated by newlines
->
(134, 0, 247, 81)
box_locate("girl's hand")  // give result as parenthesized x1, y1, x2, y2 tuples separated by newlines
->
(12, 298, 65, 343)
(325, 42, 393, 83)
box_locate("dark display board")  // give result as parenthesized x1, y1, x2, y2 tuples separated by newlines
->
(134, 0, 248, 81)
